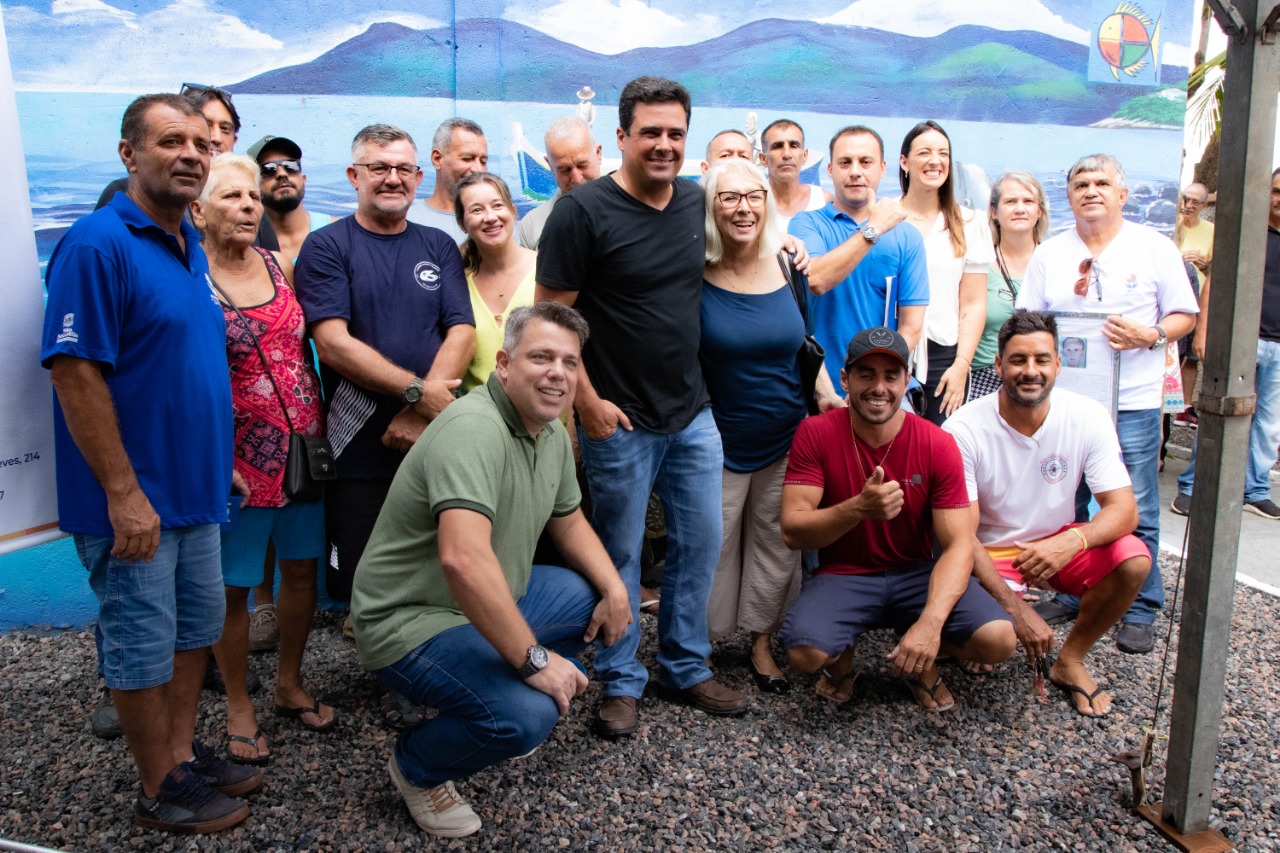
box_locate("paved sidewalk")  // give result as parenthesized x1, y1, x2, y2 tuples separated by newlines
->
(1159, 444, 1280, 592)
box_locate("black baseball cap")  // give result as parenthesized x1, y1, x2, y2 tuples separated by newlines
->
(247, 134, 302, 162)
(845, 327, 910, 369)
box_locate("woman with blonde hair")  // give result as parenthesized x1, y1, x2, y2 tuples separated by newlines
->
(969, 170, 1050, 399)
(193, 153, 334, 765)
(898, 120, 993, 422)
(700, 159, 840, 696)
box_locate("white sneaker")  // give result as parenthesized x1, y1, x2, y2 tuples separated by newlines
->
(386, 753, 481, 837)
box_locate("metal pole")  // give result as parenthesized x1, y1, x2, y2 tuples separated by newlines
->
(1163, 0, 1280, 833)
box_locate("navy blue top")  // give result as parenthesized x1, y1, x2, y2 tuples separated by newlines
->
(700, 280, 807, 472)
(295, 216, 473, 480)
(42, 192, 233, 535)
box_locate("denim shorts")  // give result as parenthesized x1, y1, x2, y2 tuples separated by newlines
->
(75, 524, 225, 690)
(778, 562, 1012, 657)
(220, 501, 325, 587)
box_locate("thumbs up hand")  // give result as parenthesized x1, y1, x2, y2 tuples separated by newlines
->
(858, 466, 904, 520)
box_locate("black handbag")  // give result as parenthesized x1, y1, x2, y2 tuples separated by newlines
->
(778, 253, 826, 415)
(209, 275, 335, 503)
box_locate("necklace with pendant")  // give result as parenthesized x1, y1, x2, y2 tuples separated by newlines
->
(848, 406, 897, 484)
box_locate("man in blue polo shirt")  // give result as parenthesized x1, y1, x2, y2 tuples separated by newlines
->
(789, 125, 929, 392)
(42, 94, 259, 833)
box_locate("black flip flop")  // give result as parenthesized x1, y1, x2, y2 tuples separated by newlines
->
(274, 698, 338, 733)
(226, 728, 270, 766)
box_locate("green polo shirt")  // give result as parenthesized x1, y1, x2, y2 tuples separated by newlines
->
(351, 373, 581, 671)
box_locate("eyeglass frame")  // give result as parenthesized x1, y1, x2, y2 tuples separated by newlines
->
(259, 160, 302, 178)
(352, 162, 421, 179)
(1074, 257, 1102, 302)
(715, 189, 768, 208)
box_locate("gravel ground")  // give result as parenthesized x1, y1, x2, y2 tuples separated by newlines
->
(3, 555, 1279, 852)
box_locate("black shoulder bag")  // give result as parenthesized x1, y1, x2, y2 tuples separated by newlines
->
(778, 252, 826, 416)
(208, 275, 335, 503)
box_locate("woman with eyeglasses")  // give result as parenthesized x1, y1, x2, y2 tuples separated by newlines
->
(898, 121, 993, 423)
(453, 172, 537, 392)
(193, 153, 335, 766)
(969, 171, 1050, 399)
(699, 160, 840, 697)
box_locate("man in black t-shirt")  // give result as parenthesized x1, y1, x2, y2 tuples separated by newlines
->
(537, 77, 750, 738)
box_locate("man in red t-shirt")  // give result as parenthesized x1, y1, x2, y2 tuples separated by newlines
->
(778, 327, 1015, 711)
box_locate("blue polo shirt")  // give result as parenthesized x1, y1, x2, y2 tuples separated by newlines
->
(42, 192, 233, 536)
(789, 203, 929, 388)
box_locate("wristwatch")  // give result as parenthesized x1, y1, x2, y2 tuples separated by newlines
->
(860, 224, 881, 245)
(402, 377, 424, 404)
(518, 644, 549, 679)
(1148, 325, 1168, 350)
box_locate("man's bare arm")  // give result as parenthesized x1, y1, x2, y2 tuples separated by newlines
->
(965, 504, 1055, 663)
(49, 356, 159, 561)
(780, 469, 903, 550)
(807, 199, 907, 295)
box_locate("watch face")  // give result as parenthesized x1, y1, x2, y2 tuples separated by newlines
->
(529, 645, 549, 669)
(404, 384, 423, 403)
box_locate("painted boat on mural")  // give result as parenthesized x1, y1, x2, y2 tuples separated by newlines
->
(511, 122, 825, 201)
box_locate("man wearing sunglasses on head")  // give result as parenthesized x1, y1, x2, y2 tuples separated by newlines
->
(248, 135, 332, 262)
(1016, 153, 1198, 655)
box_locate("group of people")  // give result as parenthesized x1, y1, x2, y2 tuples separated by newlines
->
(40, 73, 1276, 840)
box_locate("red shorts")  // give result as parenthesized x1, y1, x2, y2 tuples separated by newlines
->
(989, 524, 1150, 597)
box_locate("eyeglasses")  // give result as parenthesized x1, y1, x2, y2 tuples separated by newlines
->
(1074, 257, 1101, 301)
(260, 160, 301, 178)
(353, 162, 420, 178)
(1180, 197, 1206, 207)
(716, 190, 767, 208)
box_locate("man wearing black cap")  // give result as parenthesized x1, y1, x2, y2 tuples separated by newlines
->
(777, 327, 1015, 712)
(249, 135, 332, 262)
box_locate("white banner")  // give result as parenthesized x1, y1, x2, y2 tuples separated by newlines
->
(0, 10, 60, 555)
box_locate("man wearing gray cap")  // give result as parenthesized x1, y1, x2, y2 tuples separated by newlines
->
(777, 327, 1015, 712)
(249, 135, 333, 263)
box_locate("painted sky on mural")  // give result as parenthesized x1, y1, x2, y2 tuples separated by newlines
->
(2, 0, 1195, 90)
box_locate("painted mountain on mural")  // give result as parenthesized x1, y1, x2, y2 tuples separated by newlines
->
(227, 18, 1185, 127)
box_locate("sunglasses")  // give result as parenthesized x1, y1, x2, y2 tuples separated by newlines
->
(1074, 257, 1101, 301)
(260, 160, 301, 178)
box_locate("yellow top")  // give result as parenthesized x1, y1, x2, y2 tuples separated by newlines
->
(1177, 219, 1214, 286)
(462, 266, 538, 392)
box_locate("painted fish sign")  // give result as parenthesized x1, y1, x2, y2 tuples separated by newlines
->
(1090, 0, 1164, 85)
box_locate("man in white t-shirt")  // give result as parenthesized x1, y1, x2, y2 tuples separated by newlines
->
(945, 310, 1149, 716)
(1015, 153, 1198, 655)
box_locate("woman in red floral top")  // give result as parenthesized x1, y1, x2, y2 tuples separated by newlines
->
(194, 154, 335, 765)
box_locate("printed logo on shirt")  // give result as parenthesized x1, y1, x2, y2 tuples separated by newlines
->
(55, 313, 79, 344)
(414, 261, 442, 291)
(1125, 273, 1138, 289)
(1040, 453, 1068, 485)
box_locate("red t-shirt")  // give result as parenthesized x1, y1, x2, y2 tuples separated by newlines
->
(784, 409, 969, 575)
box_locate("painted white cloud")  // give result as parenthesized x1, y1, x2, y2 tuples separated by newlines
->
(3, 0, 444, 91)
(505, 0, 725, 54)
(820, 0, 1089, 42)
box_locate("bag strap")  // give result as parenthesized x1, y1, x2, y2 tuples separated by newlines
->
(207, 274, 297, 434)
(777, 252, 811, 333)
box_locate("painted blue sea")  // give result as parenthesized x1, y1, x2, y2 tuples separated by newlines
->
(18, 92, 1184, 271)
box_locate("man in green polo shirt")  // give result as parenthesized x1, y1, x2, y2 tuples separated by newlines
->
(351, 302, 631, 839)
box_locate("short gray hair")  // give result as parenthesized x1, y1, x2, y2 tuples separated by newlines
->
(432, 118, 484, 154)
(199, 152, 259, 205)
(1068, 154, 1127, 189)
(503, 302, 590, 353)
(700, 160, 784, 265)
(351, 124, 416, 160)
(544, 115, 592, 147)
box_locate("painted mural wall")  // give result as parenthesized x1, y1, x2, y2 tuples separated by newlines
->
(0, 0, 1194, 628)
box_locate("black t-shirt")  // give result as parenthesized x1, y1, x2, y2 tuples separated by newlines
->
(95, 177, 280, 251)
(537, 174, 709, 433)
(1262, 227, 1280, 342)
(294, 216, 473, 479)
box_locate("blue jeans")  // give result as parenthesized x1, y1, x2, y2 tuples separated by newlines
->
(1064, 408, 1162, 625)
(75, 524, 225, 690)
(375, 565, 598, 788)
(577, 407, 724, 697)
(1178, 339, 1280, 503)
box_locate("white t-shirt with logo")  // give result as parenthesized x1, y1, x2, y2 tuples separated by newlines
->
(943, 387, 1130, 548)
(1016, 221, 1198, 411)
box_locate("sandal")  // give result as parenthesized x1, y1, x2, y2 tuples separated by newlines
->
(901, 673, 956, 713)
(274, 698, 337, 733)
(226, 728, 270, 766)
(815, 665, 861, 705)
(378, 690, 423, 731)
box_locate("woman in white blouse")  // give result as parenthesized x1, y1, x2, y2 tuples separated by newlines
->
(898, 121, 992, 424)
